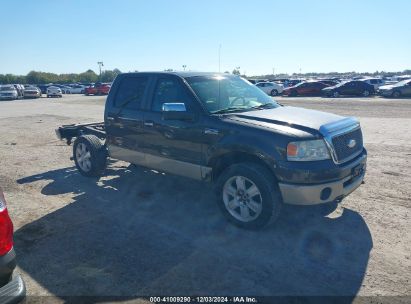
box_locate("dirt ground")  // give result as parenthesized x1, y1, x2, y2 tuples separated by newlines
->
(0, 94, 410, 303)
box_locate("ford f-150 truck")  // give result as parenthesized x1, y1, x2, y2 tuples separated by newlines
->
(56, 72, 367, 229)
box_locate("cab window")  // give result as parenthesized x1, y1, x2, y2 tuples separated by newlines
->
(114, 76, 148, 109)
(151, 78, 191, 112)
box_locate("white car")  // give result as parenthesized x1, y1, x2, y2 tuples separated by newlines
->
(255, 82, 284, 96)
(361, 78, 385, 90)
(66, 85, 86, 94)
(0, 85, 18, 100)
(47, 86, 63, 98)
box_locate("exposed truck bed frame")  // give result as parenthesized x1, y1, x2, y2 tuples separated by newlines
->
(55, 122, 106, 145)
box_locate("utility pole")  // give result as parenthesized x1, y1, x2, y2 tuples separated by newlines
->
(97, 61, 104, 81)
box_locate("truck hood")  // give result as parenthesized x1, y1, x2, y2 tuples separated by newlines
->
(226, 106, 347, 135)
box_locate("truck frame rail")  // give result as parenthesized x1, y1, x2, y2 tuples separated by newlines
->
(55, 122, 105, 145)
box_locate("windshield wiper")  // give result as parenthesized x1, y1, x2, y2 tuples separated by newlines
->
(211, 107, 246, 114)
(249, 103, 276, 110)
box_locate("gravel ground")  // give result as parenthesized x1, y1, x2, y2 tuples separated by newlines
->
(0, 94, 410, 303)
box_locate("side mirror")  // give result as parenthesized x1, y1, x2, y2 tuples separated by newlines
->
(162, 103, 195, 121)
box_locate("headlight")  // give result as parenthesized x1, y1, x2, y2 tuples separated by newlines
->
(287, 139, 330, 161)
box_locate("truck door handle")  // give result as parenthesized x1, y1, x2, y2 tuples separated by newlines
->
(144, 121, 154, 127)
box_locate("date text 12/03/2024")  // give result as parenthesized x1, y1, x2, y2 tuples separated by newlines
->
(149, 297, 258, 303)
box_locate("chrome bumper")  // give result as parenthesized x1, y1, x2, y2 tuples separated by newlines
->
(278, 170, 365, 205)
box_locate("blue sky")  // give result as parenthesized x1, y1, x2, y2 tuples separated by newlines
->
(0, 0, 410, 76)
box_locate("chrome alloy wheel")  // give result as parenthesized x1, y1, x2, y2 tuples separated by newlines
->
(76, 143, 92, 172)
(223, 176, 263, 222)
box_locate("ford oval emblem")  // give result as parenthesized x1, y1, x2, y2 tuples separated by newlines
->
(347, 139, 356, 148)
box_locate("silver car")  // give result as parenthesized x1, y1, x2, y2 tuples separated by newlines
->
(0, 85, 18, 100)
(46, 86, 63, 98)
(24, 86, 41, 98)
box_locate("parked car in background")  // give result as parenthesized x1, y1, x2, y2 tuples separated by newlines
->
(66, 85, 86, 94)
(255, 81, 284, 96)
(23, 86, 42, 98)
(284, 79, 304, 88)
(361, 78, 385, 90)
(378, 79, 411, 98)
(52, 85, 71, 94)
(84, 83, 111, 95)
(12, 84, 24, 99)
(80, 82, 94, 88)
(283, 81, 329, 96)
(0, 85, 18, 100)
(0, 188, 26, 302)
(322, 80, 375, 97)
(37, 85, 51, 94)
(316, 79, 339, 86)
(46, 86, 63, 98)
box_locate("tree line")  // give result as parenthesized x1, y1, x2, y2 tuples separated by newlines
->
(0, 69, 122, 84)
(1, 68, 410, 84)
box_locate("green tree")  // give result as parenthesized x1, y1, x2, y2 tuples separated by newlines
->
(78, 70, 98, 83)
(100, 68, 122, 82)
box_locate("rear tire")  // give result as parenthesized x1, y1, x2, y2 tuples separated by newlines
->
(73, 135, 107, 177)
(332, 91, 339, 98)
(215, 162, 282, 229)
(270, 89, 278, 96)
(363, 90, 370, 97)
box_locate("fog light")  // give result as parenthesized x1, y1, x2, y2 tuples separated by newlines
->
(320, 187, 332, 200)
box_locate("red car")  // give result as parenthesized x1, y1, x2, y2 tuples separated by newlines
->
(283, 81, 329, 97)
(84, 83, 111, 96)
(0, 187, 26, 302)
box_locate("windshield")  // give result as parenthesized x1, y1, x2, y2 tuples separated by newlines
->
(394, 79, 411, 86)
(0, 86, 15, 91)
(185, 76, 279, 113)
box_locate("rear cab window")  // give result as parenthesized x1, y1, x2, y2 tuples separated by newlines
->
(114, 76, 148, 110)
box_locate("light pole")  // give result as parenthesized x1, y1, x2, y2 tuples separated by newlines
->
(97, 61, 104, 81)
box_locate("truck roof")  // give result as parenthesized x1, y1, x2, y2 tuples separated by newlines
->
(120, 71, 233, 78)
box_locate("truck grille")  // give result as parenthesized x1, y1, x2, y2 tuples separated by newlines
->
(331, 128, 363, 162)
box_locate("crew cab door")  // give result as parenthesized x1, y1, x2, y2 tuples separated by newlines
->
(105, 75, 151, 166)
(141, 76, 205, 180)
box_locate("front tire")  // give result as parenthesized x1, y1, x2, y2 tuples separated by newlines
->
(392, 91, 401, 98)
(332, 91, 339, 98)
(289, 90, 298, 97)
(215, 162, 282, 229)
(363, 90, 370, 97)
(73, 135, 107, 177)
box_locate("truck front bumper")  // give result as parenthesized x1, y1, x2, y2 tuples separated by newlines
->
(278, 160, 366, 205)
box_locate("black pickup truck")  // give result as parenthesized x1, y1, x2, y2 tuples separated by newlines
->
(56, 72, 367, 229)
